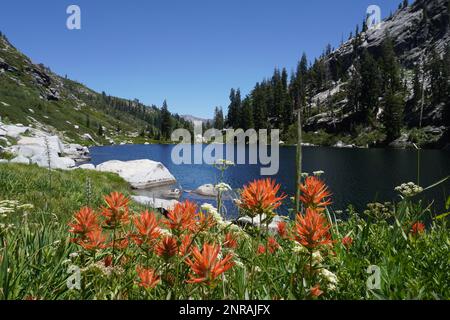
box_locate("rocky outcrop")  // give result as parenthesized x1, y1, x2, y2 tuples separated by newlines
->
(0, 121, 89, 169)
(192, 184, 218, 197)
(96, 159, 177, 189)
(304, 0, 449, 144)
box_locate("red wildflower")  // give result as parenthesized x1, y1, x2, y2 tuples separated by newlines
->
(165, 200, 198, 232)
(310, 284, 323, 297)
(68, 207, 100, 239)
(185, 243, 234, 285)
(132, 210, 161, 246)
(341, 236, 353, 250)
(195, 211, 216, 231)
(78, 229, 106, 251)
(257, 244, 266, 255)
(224, 232, 238, 249)
(179, 234, 193, 257)
(136, 266, 160, 289)
(101, 192, 130, 227)
(238, 178, 286, 216)
(277, 221, 288, 239)
(104, 255, 113, 267)
(294, 208, 333, 250)
(109, 235, 129, 250)
(300, 176, 332, 211)
(155, 236, 178, 260)
(410, 221, 425, 236)
(267, 237, 280, 254)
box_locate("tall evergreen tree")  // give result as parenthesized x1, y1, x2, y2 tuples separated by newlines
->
(240, 97, 254, 130)
(160, 100, 172, 140)
(213, 106, 224, 130)
(359, 49, 382, 122)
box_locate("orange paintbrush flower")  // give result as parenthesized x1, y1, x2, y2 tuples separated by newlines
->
(155, 236, 178, 260)
(300, 176, 332, 211)
(238, 178, 286, 216)
(295, 208, 333, 250)
(101, 192, 130, 227)
(179, 234, 193, 257)
(267, 236, 280, 253)
(224, 232, 238, 249)
(136, 266, 160, 289)
(68, 207, 100, 239)
(185, 243, 234, 285)
(410, 221, 425, 236)
(257, 244, 266, 255)
(341, 236, 353, 250)
(78, 229, 106, 251)
(277, 221, 288, 239)
(132, 210, 161, 246)
(165, 200, 198, 232)
(310, 284, 323, 297)
(257, 237, 280, 255)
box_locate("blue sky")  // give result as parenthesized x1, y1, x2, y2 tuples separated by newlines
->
(0, 0, 401, 118)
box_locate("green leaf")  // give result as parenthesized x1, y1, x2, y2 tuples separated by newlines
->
(435, 212, 450, 220)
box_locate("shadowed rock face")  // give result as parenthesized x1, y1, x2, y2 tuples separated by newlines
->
(305, 0, 450, 140)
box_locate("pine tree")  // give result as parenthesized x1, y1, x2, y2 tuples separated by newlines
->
(359, 49, 381, 122)
(402, 0, 408, 9)
(428, 48, 446, 106)
(412, 64, 423, 109)
(98, 124, 104, 136)
(380, 37, 404, 141)
(160, 100, 172, 140)
(213, 106, 224, 130)
(240, 97, 254, 130)
(383, 92, 404, 142)
(226, 88, 241, 128)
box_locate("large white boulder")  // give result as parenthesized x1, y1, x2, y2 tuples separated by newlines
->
(77, 163, 96, 170)
(30, 153, 76, 170)
(1, 124, 30, 139)
(192, 184, 218, 197)
(17, 136, 64, 155)
(10, 155, 30, 164)
(96, 159, 176, 189)
(131, 195, 179, 211)
(63, 143, 90, 162)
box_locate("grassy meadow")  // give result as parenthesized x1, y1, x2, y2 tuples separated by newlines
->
(0, 163, 448, 300)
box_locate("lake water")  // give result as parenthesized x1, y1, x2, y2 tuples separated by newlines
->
(88, 144, 450, 219)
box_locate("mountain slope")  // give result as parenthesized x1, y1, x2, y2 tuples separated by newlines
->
(0, 33, 191, 145)
(223, 0, 450, 149)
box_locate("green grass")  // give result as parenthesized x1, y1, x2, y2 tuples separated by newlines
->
(0, 163, 140, 220)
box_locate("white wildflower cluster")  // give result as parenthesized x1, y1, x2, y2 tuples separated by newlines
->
(0, 200, 34, 217)
(320, 268, 338, 291)
(214, 182, 232, 193)
(292, 243, 307, 254)
(157, 227, 173, 237)
(214, 159, 235, 166)
(201, 203, 225, 226)
(83, 261, 124, 277)
(313, 170, 325, 177)
(312, 251, 323, 266)
(301, 172, 309, 178)
(395, 182, 423, 198)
